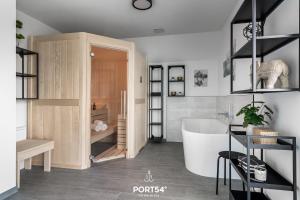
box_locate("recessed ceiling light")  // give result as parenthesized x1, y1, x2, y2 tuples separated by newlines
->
(153, 28, 165, 34)
(132, 0, 152, 10)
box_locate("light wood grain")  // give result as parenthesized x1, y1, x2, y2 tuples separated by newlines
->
(91, 46, 127, 125)
(16, 139, 54, 188)
(117, 115, 127, 150)
(28, 34, 85, 169)
(93, 145, 125, 163)
(27, 32, 147, 169)
(90, 127, 117, 144)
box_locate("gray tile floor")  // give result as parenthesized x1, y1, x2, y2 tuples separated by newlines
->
(9, 142, 237, 200)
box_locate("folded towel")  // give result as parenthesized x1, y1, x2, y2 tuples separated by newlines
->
(94, 120, 104, 126)
(238, 155, 265, 167)
(91, 124, 102, 132)
(91, 123, 108, 132)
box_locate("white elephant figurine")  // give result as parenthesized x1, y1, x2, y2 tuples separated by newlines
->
(256, 60, 289, 89)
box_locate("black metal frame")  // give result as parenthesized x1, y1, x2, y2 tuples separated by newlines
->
(230, 0, 300, 94)
(132, 0, 152, 10)
(16, 47, 39, 100)
(148, 65, 164, 143)
(229, 124, 297, 200)
(167, 65, 185, 97)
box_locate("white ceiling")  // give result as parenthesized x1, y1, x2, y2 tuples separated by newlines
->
(17, 0, 238, 38)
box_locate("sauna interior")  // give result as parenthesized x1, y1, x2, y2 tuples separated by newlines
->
(90, 46, 128, 163)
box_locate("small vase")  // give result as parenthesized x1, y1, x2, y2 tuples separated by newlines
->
(246, 124, 255, 135)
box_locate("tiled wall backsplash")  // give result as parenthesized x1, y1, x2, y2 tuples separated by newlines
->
(166, 97, 217, 142)
(216, 95, 254, 125)
(165, 95, 257, 142)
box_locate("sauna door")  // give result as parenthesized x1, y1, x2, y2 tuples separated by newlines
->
(90, 46, 127, 162)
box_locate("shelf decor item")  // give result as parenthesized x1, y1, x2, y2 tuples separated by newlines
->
(168, 65, 185, 97)
(177, 76, 183, 81)
(256, 59, 289, 89)
(238, 155, 265, 174)
(16, 20, 25, 47)
(170, 91, 176, 96)
(254, 166, 267, 182)
(253, 127, 278, 144)
(236, 101, 273, 135)
(243, 22, 262, 40)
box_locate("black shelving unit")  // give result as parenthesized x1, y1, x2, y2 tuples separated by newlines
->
(149, 65, 164, 143)
(229, 124, 297, 200)
(16, 46, 39, 100)
(168, 65, 185, 97)
(230, 0, 300, 94)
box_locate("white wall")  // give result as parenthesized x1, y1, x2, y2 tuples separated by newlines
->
(16, 10, 60, 141)
(126, 31, 222, 63)
(127, 32, 222, 141)
(219, 0, 300, 199)
(0, 0, 16, 195)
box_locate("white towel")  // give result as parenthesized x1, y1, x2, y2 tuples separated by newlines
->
(91, 122, 108, 132)
(101, 124, 108, 131)
(91, 124, 102, 132)
(94, 120, 104, 126)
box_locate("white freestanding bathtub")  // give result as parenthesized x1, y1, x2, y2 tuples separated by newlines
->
(182, 118, 240, 178)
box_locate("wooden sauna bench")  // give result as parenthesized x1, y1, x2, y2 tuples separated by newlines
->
(90, 126, 117, 144)
(91, 107, 126, 163)
(91, 106, 117, 145)
(16, 139, 54, 188)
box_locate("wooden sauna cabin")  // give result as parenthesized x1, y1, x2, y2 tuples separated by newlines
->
(26, 32, 148, 169)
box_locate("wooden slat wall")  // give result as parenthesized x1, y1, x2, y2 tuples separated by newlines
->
(31, 103, 81, 168)
(117, 114, 126, 150)
(28, 34, 84, 169)
(38, 40, 80, 99)
(91, 47, 127, 125)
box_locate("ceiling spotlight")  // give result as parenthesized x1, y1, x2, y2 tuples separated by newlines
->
(132, 0, 152, 10)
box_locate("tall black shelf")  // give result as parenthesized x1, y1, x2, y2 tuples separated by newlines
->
(16, 46, 39, 100)
(229, 125, 297, 200)
(230, 0, 300, 94)
(168, 65, 185, 97)
(148, 65, 164, 143)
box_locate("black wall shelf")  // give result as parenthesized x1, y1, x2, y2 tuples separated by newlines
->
(229, 125, 297, 200)
(232, 34, 300, 59)
(148, 65, 164, 143)
(16, 46, 39, 100)
(232, 0, 285, 24)
(168, 65, 185, 97)
(230, 0, 300, 94)
(230, 190, 269, 200)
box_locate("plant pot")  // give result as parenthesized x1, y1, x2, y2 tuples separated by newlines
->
(246, 124, 255, 135)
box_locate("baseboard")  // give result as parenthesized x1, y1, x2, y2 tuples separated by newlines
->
(0, 187, 18, 200)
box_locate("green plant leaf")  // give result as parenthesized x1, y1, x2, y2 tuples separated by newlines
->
(16, 33, 25, 40)
(16, 20, 23, 29)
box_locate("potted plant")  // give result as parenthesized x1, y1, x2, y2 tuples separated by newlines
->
(236, 101, 273, 135)
(16, 20, 25, 46)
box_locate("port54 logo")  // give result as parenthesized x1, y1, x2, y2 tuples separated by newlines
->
(132, 170, 167, 198)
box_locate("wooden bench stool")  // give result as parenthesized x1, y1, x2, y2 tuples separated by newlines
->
(16, 139, 54, 188)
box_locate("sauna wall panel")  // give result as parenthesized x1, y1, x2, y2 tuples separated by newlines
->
(30, 102, 81, 168)
(28, 34, 85, 169)
(37, 39, 80, 99)
(133, 50, 147, 154)
(91, 47, 127, 125)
